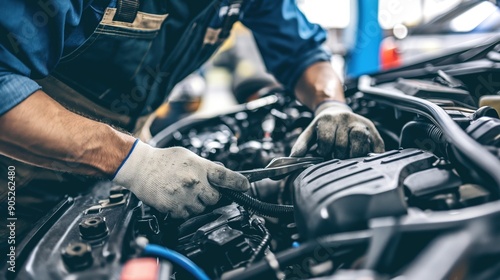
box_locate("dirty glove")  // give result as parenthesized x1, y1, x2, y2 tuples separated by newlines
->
(291, 101, 384, 159)
(113, 140, 250, 219)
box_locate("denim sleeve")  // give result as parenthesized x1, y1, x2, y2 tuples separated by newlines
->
(241, 0, 331, 90)
(0, 73, 41, 116)
(0, 1, 88, 116)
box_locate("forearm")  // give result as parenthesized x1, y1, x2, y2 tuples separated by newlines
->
(0, 90, 135, 177)
(294, 61, 345, 110)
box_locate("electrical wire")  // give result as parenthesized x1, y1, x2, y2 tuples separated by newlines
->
(246, 219, 271, 267)
(143, 244, 210, 280)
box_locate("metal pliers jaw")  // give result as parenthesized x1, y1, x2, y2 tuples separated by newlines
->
(238, 157, 323, 182)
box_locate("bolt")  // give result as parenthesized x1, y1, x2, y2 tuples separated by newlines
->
(79, 217, 108, 239)
(62, 242, 93, 270)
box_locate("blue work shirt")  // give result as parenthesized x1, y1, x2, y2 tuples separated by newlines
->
(0, 0, 330, 121)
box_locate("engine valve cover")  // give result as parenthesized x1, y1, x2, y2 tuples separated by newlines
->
(294, 149, 436, 239)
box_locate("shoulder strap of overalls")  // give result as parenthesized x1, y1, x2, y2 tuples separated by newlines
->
(219, 0, 244, 39)
(113, 0, 140, 23)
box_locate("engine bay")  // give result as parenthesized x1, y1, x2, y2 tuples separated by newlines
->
(4, 38, 500, 280)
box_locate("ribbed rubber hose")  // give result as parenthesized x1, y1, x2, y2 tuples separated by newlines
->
(219, 188, 294, 218)
(400, 121, 447, 157)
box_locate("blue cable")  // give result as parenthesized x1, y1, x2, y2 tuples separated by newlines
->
(143, 244, 210, 280)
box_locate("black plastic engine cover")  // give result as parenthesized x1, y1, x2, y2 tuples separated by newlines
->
(294, 149, 437, 239)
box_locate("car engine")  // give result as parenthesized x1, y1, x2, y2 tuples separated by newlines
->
(3, 37, 500, 280)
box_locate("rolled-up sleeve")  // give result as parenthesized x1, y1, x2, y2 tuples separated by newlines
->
(0, 73, 41, 116)
(241, 0, 331, 90)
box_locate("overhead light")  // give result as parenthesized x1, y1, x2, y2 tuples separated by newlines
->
(393, 23, 408, 39)
(450, 1, 496, 32)
(298, 0, 350, 29)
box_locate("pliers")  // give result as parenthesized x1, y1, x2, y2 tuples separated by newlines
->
(238, 157, 323, 182)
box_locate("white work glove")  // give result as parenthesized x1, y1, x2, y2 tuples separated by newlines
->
(113, 141, 250, 219)
(291, 101, 384, 159)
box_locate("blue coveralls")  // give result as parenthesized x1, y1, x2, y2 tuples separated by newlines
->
(0, 0, 331, 130)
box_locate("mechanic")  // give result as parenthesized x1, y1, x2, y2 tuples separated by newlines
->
(0, 0, 384, 219)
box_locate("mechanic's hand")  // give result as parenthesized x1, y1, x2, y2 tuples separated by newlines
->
(291, 101, 385, 159)
(113, 141, 250, 219)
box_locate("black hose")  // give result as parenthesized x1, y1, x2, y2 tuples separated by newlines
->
(247, 219, 271, 267)
(400, 121, 447, 157)
(358, 76, 500, 197)
(222, 230, 371, 280)
(219, 188, 294, 218)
